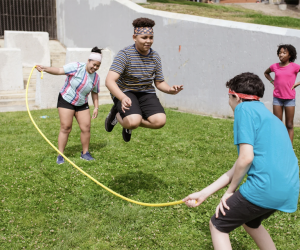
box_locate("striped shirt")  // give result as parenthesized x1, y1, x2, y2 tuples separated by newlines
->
(60, 62, 100, 106)
(109, 44, 164, 97)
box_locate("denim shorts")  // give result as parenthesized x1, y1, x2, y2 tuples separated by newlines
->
(273, 97, 296, 107)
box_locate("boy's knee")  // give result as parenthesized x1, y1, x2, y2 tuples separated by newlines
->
(148, 114, 166, 128)
(153, 120, 166, 129)
(123, 118, 141, 130)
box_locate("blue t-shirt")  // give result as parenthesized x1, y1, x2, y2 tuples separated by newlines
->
(234, 101, 299, 213)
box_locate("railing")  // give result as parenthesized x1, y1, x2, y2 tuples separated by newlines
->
(0, 0, 57, 39)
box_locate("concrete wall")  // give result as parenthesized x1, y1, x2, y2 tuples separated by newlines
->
(4, 31, 51, 67)
(0, 48, 23, 91)
(56, 0, 300, 123)
(35, 72, 65, 109)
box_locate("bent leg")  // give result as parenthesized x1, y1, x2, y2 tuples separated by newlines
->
(58, 107, 75, 154)
(140, 113, 166, 129)
(75, 109, 91, 154)
(243, 224, 276, 250)
(117, 113, 142, 130)
(209, 220, 232, 250)
(273, 105, 283, 121)
(285, 106, 295, 144)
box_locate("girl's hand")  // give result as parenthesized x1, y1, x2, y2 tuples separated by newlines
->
(36, 65, 46, 72)
(215, 192, 234, 218)
(168, 85, 183, 95)
(291, 82, 300, 90)
(121, 96, 132, 113)
(92, 108, 98, 119)
(182, 190, 208, 208)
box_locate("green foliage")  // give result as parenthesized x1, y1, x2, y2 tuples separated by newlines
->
(245, 14, 300, 30)
(143, 0, 300, 30)
(0, 106, 299, 249)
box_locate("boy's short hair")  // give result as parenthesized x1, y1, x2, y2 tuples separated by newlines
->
(226, 72, 265, 98)
(277, 44, 297, 62)
(132, 17, 155, 28)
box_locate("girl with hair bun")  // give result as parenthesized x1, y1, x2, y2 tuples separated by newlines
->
(36, 46, 102, 164)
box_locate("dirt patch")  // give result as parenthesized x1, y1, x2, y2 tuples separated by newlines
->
(223, 3, 300, 18)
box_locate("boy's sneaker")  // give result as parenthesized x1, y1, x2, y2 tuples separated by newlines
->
(122, 128, 132, 142)
(81, 151, 95, 161)
(56, 155, 64, 165)
(105, 104, 118, 132)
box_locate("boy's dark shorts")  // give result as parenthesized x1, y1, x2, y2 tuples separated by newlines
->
(211, 190, 276, 234)
(57, 93, 89, 112)
(113, 91, 165, 120)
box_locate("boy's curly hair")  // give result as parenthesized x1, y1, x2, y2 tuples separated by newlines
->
(226, 72, 265, 99)
(132, 17, 155, 28)
(277, 44, 297, 62)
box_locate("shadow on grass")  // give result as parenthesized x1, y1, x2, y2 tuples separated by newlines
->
(107, 170, 167, 196)
(63, 142, 108, 155)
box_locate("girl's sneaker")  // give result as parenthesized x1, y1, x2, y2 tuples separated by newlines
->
(81, 151, 95, 161)
(56, 155, 64, 165)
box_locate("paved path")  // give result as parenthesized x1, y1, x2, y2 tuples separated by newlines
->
(223, 3, 300, 19)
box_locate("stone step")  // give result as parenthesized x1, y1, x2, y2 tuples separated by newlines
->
(0, 92, 35, 100)
(99, 94, 111, 99)
(99, 99, 113, 105)
(0, 104, 40, 113)
(0, 98, 35, 107)
(0, 88, 34, 95)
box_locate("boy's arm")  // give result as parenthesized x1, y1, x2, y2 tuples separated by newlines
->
(183, 162, 236, 207)
(216, 143, 253, 217)
(105, 71, 131, 112)
(155, 81, 183, 95)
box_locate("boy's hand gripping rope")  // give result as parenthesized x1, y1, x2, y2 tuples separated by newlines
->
(26, 66, 184, 207)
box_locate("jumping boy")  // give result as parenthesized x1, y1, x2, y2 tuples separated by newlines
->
(105, 17, 183, 142)
(183, 72, 299, 250)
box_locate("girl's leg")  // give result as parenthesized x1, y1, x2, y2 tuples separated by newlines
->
(273, 105, 283, 121)
(116, 113, 142, 130)
(284, 106, 295, 144)
(58, 107, 75, 154)
(75, 109, 91, 154)
(243, 224, 276, 250)
(140, 113, 166, 129)
(209, 220, 232, 250)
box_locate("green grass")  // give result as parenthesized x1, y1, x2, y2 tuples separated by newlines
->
(141, 0, 300, 30)
(0, 106, 300, 249)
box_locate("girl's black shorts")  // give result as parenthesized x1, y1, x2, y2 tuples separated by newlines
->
(57, 93, 89, 112)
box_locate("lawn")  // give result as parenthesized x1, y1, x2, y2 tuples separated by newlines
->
(141, 0, 300, 30)
(0, 105, 299, 249)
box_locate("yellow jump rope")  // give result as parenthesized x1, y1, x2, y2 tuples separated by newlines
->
(26, 66, 184, 207)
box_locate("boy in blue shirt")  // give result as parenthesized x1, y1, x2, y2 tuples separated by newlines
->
(183, 72, 299, 250)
